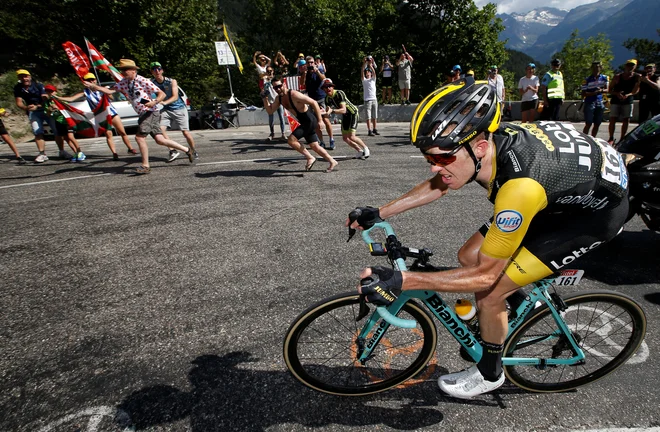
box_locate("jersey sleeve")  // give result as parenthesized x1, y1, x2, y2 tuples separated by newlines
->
(480, 178, 549, 260)
(337, 90, 348, 106)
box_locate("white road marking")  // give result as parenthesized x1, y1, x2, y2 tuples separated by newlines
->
(196, 155, 354, 166)
(0, 173, 112, 189)
(38, 406, 133, 432)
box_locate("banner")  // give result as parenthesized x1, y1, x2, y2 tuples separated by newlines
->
(85, 38, 123, 82)
(62, 41, 92, 79)
(222, 22, 243, 73)
(52, 95, 112, 137)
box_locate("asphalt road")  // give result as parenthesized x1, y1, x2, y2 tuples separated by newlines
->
(1, 123, 659, 432)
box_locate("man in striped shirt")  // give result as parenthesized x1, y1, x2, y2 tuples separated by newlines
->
(321, 79, 370, 159)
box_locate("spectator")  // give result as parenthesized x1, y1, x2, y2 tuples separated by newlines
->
(487, 65, 505, 103)
(322, 78, 370, 160)
(85, 59, 193, 174)
(450, 65, 462, 82)
(0, 107, 26, 164)
(304, 56, 333, 149)
(262, 67, 286, 141)
(13, 69, 70, 163)
(580, 61, 609, 137)
(315, 55, 326, 74)
(57, 73, 138, 160)
(380, 55, 394, 104)
(261, 77, 338, 172)
(466, 70, 475, 77)
(274, 51, 290, 76)
(638, 63, 660, 123)
(540, 59, 565, 121)
(43, 85, 86, 162)
(607, 59, 640, 145)
(518, 63, 539, 124)
(397, 51, 414, 105)
(294, 53, 306, 91)
(252, 51, 271, 92)
(150, 62, 199, 161)
(361, 57, 379, 136)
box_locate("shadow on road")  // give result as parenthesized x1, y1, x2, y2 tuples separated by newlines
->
(117, 351, 450, 431)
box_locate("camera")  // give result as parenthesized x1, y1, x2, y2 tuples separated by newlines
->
(308, 65, 314, 71)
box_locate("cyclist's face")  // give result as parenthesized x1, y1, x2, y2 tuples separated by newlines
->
(423, 145, 471, 188)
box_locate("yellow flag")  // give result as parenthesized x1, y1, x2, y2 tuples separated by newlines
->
(223, 22, 244, 74)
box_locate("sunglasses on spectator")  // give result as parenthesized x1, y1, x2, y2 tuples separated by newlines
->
(273, 84, 284, 90)
(152, 67, 163, 71)
(84, 78, 96, 82)
(423, 145, 465, 167)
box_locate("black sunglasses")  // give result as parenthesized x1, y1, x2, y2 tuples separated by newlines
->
(272, 84, 284, 90)
(152, 67, 163, 71)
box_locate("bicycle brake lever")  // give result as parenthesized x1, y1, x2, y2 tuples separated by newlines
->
(356, 294, 370, 322)
(347, 208, 362, 242)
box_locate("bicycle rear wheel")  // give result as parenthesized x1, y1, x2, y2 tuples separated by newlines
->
(283, 292, 437, 396)
(504, 290, 646, 392)
(565, 102, 582, 122)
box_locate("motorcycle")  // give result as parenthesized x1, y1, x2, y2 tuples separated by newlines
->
(202, 97, 224, 129)
(616, 113, 660, 231)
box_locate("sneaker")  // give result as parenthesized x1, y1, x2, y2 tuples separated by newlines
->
(319, 141, 326, 149)
(327, 138, 335, 150)
(59, 150, 72, 159)
(193, 151, 199, 160)
(113, 153, 119, 161)
(77, 151, 86, 161)
(356, 150, 365, 160)
(405, 100, 411, 105)
(187, 149, 194, 163)
(363, 146, 370, 159)
(70, 154, 78, 162)
(136, 166, 151, 175)
(373, 129, 380, 135)
(35, 153, 48, 163)
(368, 130, 374, 137)
(127, 148, 138, 155)
(167, 150, 180, 163)
(437, 365, 505, 399)
(17, 157, 27, 165)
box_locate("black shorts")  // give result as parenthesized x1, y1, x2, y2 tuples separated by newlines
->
(292, 115, 319, 144)
(478, 199, 629, 286)
(0, 119, 7, 136)
(382, 76, 393, 88)
(341, 112, 359, 133)
(54, 121, 71, 137)
(521, 100, 538, 112)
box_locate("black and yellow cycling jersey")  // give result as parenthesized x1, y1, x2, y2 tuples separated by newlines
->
(325, 89, 358, 116)
(477, 121, 629, 286)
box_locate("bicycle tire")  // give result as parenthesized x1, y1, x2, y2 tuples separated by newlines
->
(565, 102, 582, 122)
(283, 292, 438, 396)
(504, 290, 646, 392)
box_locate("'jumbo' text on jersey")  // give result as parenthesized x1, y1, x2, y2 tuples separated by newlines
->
(480, 121, 628, 260)
(325, 90, 358, 115)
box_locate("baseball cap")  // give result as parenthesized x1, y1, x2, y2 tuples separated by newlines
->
(551, 58, 561, 65)
(646, 63, 656, 68)
(83, 72, 96, 80)
(527, 63, 536, 68)
(626, 59, 637, 66)
(592, 61, 602, 66)
(298, 53, 304, 58)
(150, 61, 162, 68)
(321, 78, 334, 88)
(452, 64, 461, 71)
(44, 84, 57, 92)
(16, 69, 31, 76)
(490, 65, 498, 69)
(466, 70, 474, 76)
(315, 54, 321, 59)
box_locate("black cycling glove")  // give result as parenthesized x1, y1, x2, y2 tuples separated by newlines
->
(360, 266, 403, 306)
(351, 206, 383, 230)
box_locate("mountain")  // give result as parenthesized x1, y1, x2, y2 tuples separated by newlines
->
(498, 8, 567, 51)
(524, 0, 635, 61)
(581, 0, 660, 67)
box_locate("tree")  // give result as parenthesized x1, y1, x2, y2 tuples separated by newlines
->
(553, 30, 614, 100)
(623, 29, 660, 68)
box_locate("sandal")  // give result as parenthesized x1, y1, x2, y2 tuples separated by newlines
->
(136, 166, 151, 175)
(127, 148, 138, 155)
(305, 159, 317, 171)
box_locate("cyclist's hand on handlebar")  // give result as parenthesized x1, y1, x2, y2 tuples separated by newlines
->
(358, 266, 403, 306)
(346, 206, 383, 230)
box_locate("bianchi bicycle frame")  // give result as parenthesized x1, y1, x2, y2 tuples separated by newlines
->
(355, 222, 586, 368)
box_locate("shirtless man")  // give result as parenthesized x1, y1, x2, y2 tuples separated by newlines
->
(262, 77, 338, 173)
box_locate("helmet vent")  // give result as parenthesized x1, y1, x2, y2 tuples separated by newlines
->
(477, 87, 488, 97)
(462, 124, 474, 133)
(441, 122, 458, 137)
(476, 104, 490, 118)
(444, 100, 462, 115)
(461, 102, 477, 115)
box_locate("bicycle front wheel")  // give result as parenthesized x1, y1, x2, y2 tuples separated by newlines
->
(283, 292, 437, 396)
(504, 290, 646, 392)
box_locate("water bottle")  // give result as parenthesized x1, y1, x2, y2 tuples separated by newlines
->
(455, 298, 479, 334)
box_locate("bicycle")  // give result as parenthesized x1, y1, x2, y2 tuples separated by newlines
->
(565, 99, 585, 122)
(283, 220, 647, 396)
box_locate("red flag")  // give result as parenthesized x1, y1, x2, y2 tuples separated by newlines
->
(284, 109, 300, 131)
(52, 95, 112, 137)
(85, 38, 123, 82)
(62, 41, 92, 79)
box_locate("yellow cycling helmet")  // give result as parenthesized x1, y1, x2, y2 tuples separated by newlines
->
(410, 77, 501, 151)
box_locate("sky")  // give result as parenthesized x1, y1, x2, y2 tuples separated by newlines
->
(475, 0, 600, 14)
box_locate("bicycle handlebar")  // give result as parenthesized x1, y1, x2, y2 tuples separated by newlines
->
(376, 306, 417, 328)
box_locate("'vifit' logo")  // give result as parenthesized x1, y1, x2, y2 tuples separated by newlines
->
(495, 210, 523, 232)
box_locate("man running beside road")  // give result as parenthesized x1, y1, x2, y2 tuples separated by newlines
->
(85, 59, 194, 174)
(150, 62, 199, 162)
(322, 79, 370, 160)
(349, 77, 629, 399)
(262, 77, 338, 173)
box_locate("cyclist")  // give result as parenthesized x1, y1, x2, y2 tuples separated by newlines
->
(349, 77, 629, 399)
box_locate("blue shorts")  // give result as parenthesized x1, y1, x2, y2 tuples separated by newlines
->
(584, 101, 604, 125)
(28, 110, 55, 136)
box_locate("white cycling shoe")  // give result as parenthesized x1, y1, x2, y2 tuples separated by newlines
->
(437, 365, 505, 399)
